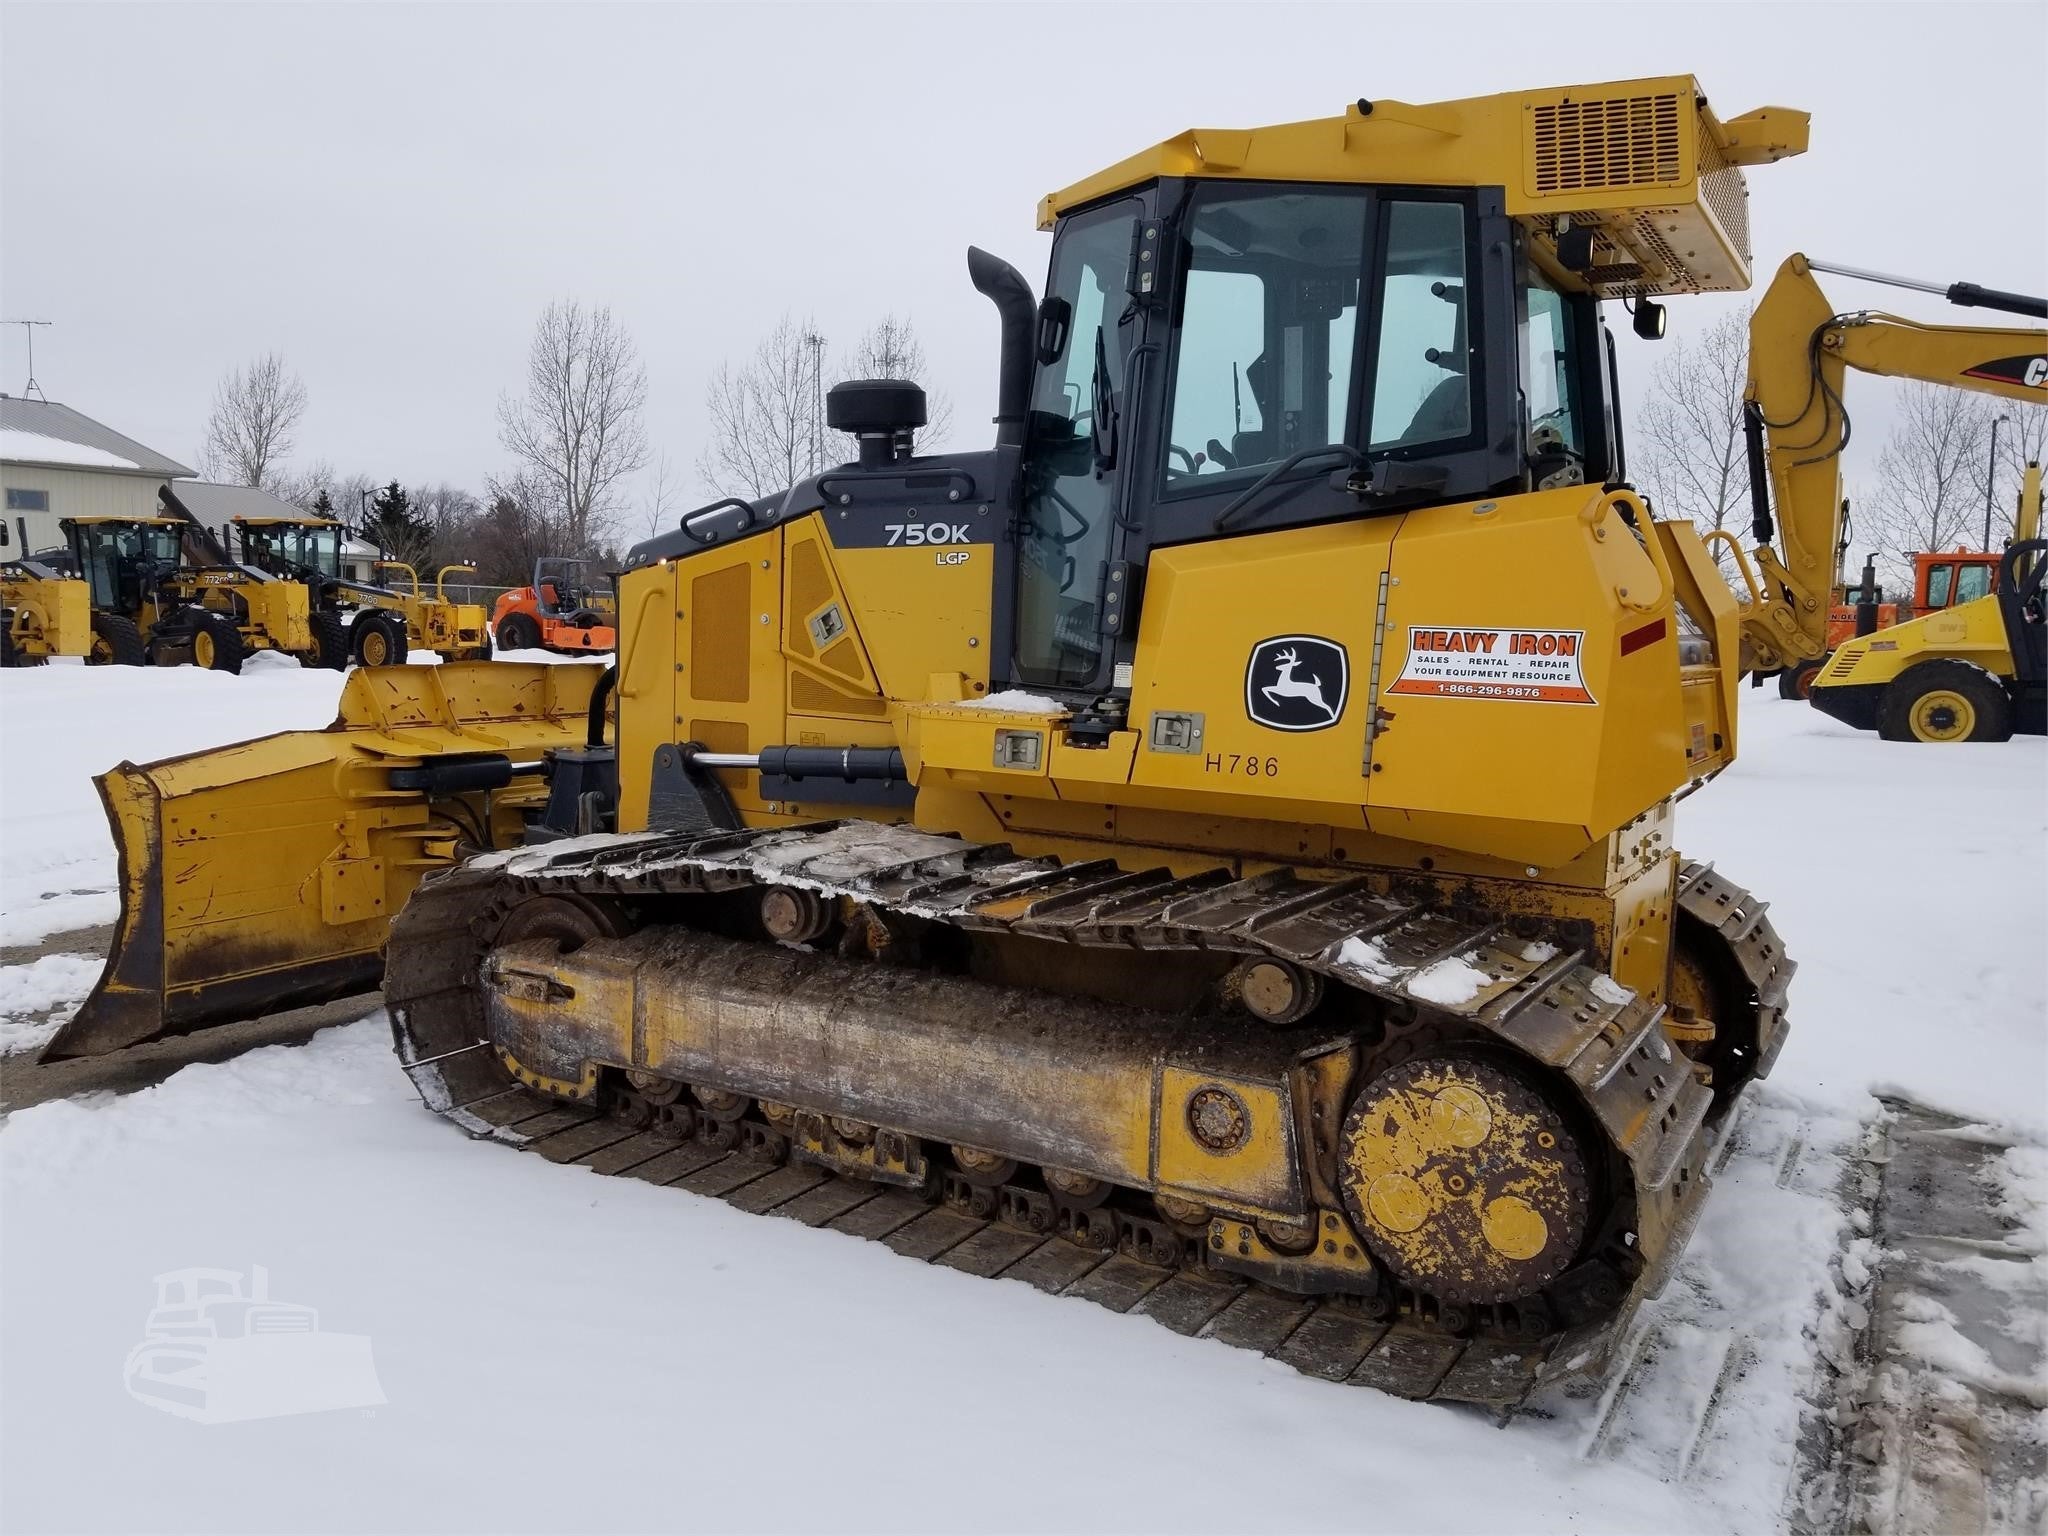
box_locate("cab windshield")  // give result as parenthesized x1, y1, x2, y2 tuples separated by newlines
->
(1925, 563, 1954, 608)
(245, 524, 340, 578)
(74, 523, 182, 609)
(293, 526, 340, 578)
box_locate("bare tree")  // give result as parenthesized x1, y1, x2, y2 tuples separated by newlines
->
(406, 482, 482, 572)
(497, 300, 649, 552)
(270, 458, 336, 513)
(457, 470, 563, 587)
(1633, 310, 1750, 550)
(202, 353, 307, 487)
(1868, 383, 1992, 572)
(831, 315, 954, 459)
(697, 314, 824, 500)
(640, 452, 680, 538)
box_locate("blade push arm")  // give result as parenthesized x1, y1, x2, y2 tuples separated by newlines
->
(1738, 253, 2048, 674)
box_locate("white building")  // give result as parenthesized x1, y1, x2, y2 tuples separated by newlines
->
(0, 395, 196, 557)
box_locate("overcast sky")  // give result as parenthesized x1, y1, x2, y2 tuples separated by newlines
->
(3, 1, 2044, 524)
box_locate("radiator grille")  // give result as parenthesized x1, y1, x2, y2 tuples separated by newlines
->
(1531, 92, 1682, 193)
(785, 538, 834, 660)
(688, 719, 749, 754)
(1630, 215, 1686, 276)
(690, 564, 751, 703)
(817, 635, 866, 681)
(790, 671, 889, 717)
(1696, 124, 1751, 262)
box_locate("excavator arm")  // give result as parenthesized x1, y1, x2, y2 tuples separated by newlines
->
(1736, 253, 2047, 675)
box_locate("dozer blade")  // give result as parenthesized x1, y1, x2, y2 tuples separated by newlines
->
(44, 661, 605, 1060)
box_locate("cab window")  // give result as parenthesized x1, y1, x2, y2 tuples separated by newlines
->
(1368, 201, 1473, 451)
(1523, 268, 1581, 456)
(1925, 563, 1954, 608)
(1955, 562, 1992, 603)
(1162, 185, 1368, 485)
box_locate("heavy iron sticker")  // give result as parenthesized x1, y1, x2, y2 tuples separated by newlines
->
(1387, 626, 1595, 704)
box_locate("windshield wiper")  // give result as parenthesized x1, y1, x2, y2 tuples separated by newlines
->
(1089, 327, 1118, 471)
(1212, 445, 1362, 530)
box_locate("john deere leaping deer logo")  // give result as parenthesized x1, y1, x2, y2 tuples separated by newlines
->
(1245, 636, 1349, 732)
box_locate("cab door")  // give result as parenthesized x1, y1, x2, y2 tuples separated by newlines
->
(1009, 194, 1148, 696)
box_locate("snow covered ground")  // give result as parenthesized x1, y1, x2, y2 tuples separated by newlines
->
(0, 659, 2041, 1533)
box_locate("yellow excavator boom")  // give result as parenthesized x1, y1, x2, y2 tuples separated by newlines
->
(1738, 254, 2048, 676)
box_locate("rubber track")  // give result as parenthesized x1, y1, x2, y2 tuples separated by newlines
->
(388, 822, 1793, 1413)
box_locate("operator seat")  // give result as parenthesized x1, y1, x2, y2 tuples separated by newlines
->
(1398, 372, 1471, 445)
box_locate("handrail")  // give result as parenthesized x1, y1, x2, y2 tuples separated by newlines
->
(434, 563, 476, 604)
(1701, 529, 1763, 609)
(1600, 489, 1674, 613)
(375, 559, 422, 599)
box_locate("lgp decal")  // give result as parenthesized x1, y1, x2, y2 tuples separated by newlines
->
(1387, 627, 1595, 704)
(1245, 636, 1348, 732)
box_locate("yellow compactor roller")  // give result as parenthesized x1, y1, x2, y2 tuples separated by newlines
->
(57, 77, 1912, 1406)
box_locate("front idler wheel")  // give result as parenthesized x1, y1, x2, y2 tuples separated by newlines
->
(1339, 1052, 1595, 1308)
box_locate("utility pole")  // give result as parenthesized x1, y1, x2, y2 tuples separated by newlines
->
(1984, 413, 2011, 549)
(802, 330, 827, 474)
(2, 319, 52, 399)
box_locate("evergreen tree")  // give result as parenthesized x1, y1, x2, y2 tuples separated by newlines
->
(361, 481, 435, 569)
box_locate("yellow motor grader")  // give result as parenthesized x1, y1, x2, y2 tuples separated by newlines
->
(11, 518, 327, 671)
(57, 77, 1916, 1406)
(230, 515, 492, 666)
(0, 521, 92, 664)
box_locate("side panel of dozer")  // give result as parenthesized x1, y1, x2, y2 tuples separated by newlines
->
(44, 662, 604, 1060)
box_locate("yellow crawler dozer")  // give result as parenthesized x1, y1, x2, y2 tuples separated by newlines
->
(62, 77, 1842, 1408)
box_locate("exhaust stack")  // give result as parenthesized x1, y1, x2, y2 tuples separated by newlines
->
(968, 246, 1035, 448)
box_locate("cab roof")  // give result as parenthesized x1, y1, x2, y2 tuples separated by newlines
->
(1039, 75, 1807, 298)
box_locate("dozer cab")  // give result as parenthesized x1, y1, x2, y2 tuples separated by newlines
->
(491, 557, 616, 653)
(230, 515, 490, 667)
(0, 519, 92, 665)
(65, 76, 1887, 1407)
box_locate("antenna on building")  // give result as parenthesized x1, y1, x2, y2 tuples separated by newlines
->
(2, 319, 52, 400)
